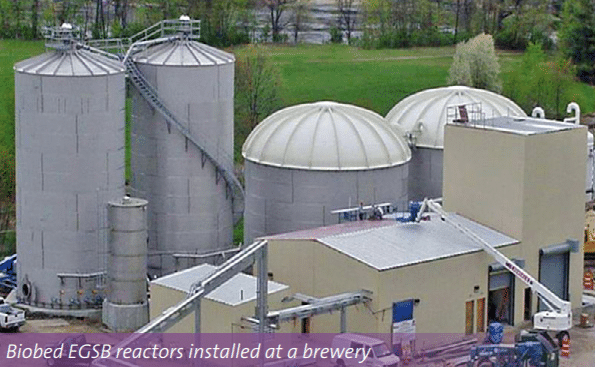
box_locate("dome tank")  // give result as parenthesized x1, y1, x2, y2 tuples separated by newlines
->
(14, 24, 125, 310)
(129, 22, 237, 276)
(242, 101, 411, 245)
(386, 86, 526, 201)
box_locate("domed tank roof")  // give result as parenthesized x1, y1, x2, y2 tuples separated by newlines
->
(133, 40, 234, 66)
(386, 86, 527, 149)
(242, 101, 411, 170)
(14, 47, 124, 76)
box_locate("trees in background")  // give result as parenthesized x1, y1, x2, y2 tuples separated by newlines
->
(234, 47, 282, 160)
(263, 0, 295, 42)
(288, 0, 309, 43)
(336, 0, 358, 43)
(360, 0, 458, 49)
(503, 42, 576, 119)
(559, 0, 595, 84)
(448, 33, 501, 92)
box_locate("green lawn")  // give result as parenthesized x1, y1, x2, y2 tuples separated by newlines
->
(0, 40, 44, 149)
(232, 44, 456, 116)
(232, 44, 595, 117)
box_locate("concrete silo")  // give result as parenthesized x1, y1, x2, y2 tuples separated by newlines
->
(14, 25, 125, 310)
(385, 86, 526, 201)
(129, 24, 238, 276)
(242, 101, 411, 246)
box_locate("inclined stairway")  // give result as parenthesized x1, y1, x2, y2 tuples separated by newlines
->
(85, 19, 244, 223)
(124, 57, 244, 223)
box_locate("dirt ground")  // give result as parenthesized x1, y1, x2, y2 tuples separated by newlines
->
(19, 317, 107, 333)
(10, 313, 595, 366)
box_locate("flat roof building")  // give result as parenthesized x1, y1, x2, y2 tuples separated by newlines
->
(150, 264, 291, 333)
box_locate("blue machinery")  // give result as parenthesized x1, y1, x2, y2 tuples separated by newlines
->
(0, 254, 17, 290)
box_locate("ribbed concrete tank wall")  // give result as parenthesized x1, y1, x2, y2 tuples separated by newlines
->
(14, 46, 125, 309)
(385, 86, 526, 201)
(242, 101, 411, 245)
(103, 197, 148, 332)
(130, 40, 235, 276)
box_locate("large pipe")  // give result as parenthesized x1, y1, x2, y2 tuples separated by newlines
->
(531, 107, 545, 119)
(565, 102, 581, 124)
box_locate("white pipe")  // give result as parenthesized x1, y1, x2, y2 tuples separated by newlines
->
(531, 107, 545, 119)
(565, 102, 581, 124)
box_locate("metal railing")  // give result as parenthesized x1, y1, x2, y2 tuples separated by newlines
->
(87, 18, 201, 54)
(446, 102, 485, 126)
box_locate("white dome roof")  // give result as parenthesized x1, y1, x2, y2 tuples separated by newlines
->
(386, 86, 527, 149)
(242, 101, 411, 170)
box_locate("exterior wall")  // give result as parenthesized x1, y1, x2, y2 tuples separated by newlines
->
(244, 163, 409, 245)
(130, 60, 234, 276)
(15, 71, 125, 308)
(378, 244, 522, 334)
(443, 124, 586, 319)
(408, 147, 443, 201)
(267, 239, 380, 333)
(149, 283, 292, 333)
(268, 238, 523, 334)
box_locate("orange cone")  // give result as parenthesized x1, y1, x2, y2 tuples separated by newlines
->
(584, 270, 593, 290)
(401, 342, 412, 365)
(560, 334, 570, 358)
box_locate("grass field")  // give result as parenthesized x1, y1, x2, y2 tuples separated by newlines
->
(232, 44, 595, 118)
(2, 40, 595, 154)
(0, 40, 44, 149)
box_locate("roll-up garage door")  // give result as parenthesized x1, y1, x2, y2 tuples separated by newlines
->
(539, 245, 569, 311)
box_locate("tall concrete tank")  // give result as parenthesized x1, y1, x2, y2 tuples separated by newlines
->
(385, 86, 526, 201)
(242, 101, 411, 245)
(129, 29, 236, 276)
(103, 196, 149, 332)
(14, 24, 125, 310)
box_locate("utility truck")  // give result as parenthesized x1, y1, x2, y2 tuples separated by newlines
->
(0, 296, 25, 331)
(416, 199, 572, 342)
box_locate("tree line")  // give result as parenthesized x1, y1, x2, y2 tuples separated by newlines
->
(0, 1, 574, 48)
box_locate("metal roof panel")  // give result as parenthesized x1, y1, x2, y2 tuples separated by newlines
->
(307, 213, 518, 271)
(151, 264, 289, 306)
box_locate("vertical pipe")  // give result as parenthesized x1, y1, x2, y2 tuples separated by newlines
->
(193, 305, 201, 367)
(257, 243, 268, 334)
(340, 306, 346, 333)
(194, 299, 201, 333)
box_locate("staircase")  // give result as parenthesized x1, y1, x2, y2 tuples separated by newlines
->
(125, 57, 244, 223)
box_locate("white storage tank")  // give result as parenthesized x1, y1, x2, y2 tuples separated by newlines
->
(386, 86, 526, 201)
(130, 32, 236, 276)
(242, 101, 411, 245)
(14, 25, 125, 310)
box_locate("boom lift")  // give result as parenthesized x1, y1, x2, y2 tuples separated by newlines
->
(416, 199, 572, 340)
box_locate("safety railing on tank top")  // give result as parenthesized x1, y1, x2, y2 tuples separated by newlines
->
(86, 18, 201, 54)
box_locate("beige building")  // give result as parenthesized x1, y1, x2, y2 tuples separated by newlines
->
(443, 116, 585, 326)
(266, 216, 519, 335)
(264, 115, 586, 335)
(150, 264, 293, 333)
